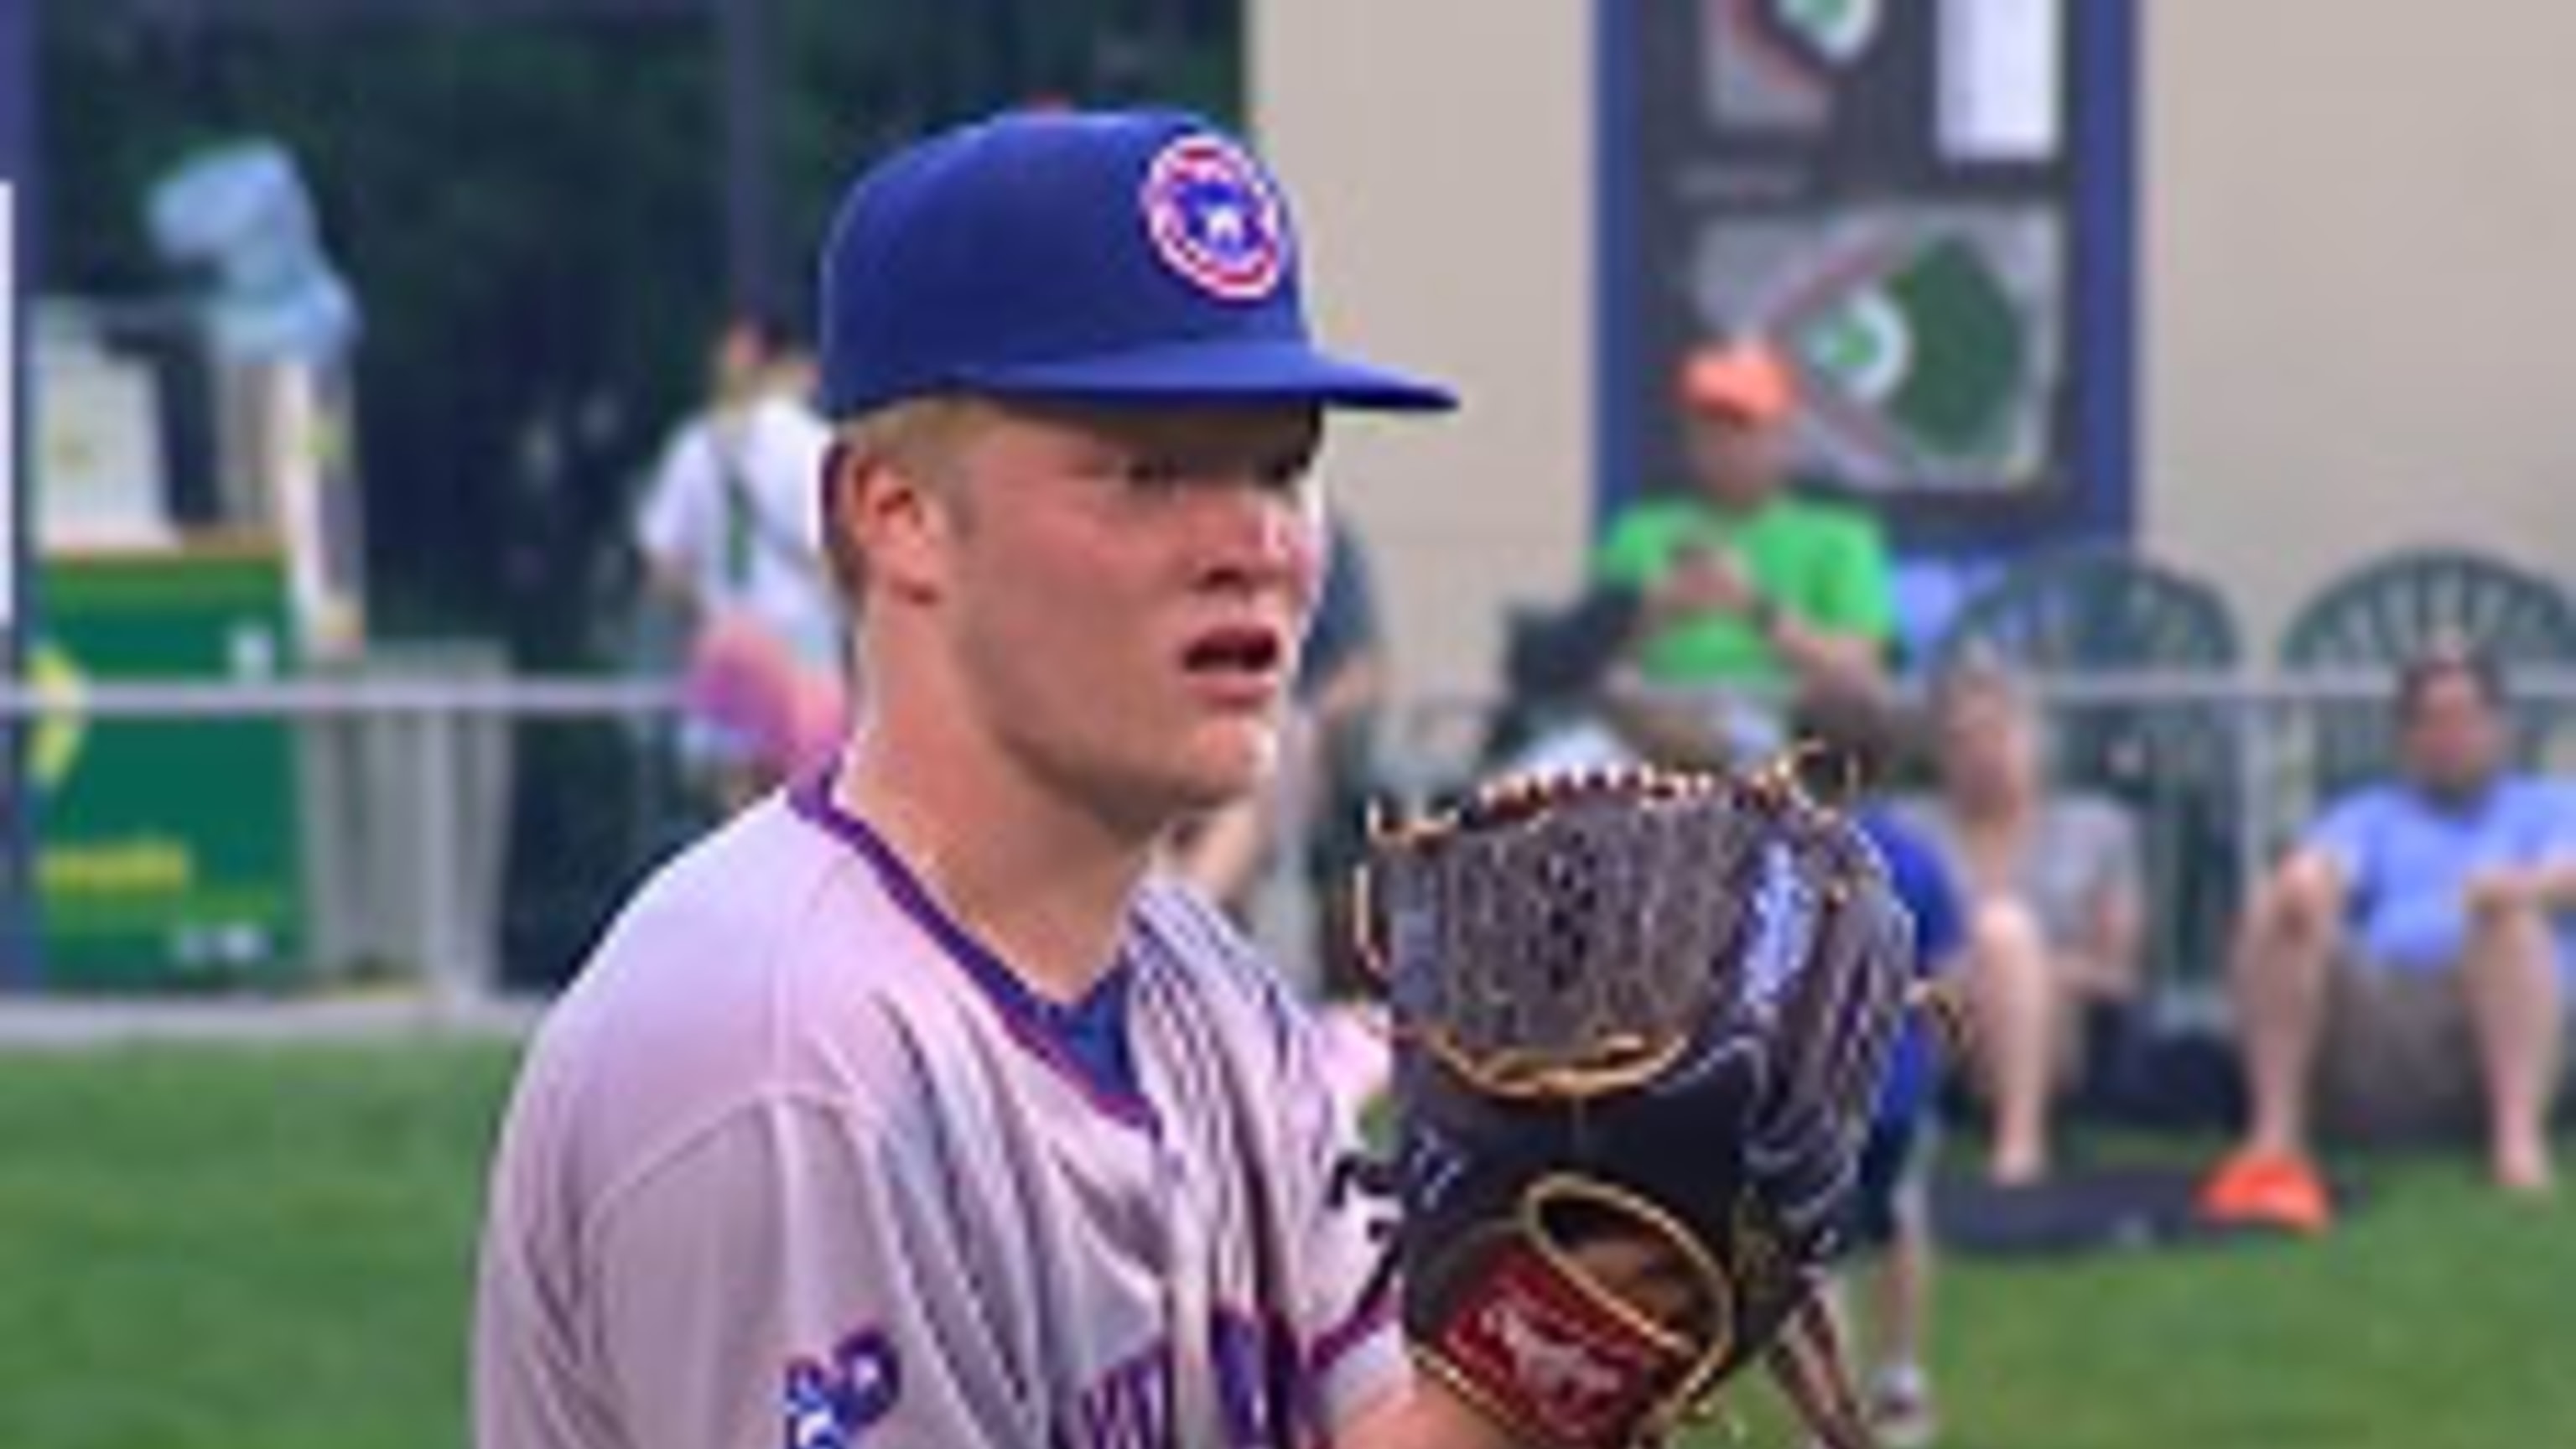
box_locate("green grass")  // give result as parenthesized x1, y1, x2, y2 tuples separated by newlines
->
(0, 1041, 520, 1449)
(1696, 1137, 2576, 1449)
(0, 1042, 2566, 1448)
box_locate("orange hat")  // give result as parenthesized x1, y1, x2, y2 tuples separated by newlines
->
(1676, 340, 1797, 423)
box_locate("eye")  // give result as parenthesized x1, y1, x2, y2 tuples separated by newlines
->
(1257, 448, 1317, 493)
(1122, 454, 1190, 492)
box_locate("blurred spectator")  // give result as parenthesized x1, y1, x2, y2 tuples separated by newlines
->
(633, 310, 846, 810)
(1792, 686, 1966, 1449)
(1592, 339, 1895, 758)
(1900, 657, 2146, 1185)
(1488, 583, 1756, 780)
(1484, 584, 1651, 774)
(2200, 646, 2576, 1231)
(1498, 584, 1877, 783)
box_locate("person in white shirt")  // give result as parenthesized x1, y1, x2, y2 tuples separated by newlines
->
(633, 311, 844, 807)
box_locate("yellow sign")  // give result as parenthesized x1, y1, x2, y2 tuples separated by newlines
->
(29, 639, 86, 790)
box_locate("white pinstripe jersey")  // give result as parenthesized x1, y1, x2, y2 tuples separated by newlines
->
(475, 774, 1405, 1449)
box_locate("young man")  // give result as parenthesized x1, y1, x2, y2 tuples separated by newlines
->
(475, 107, 1571, 1449)
(2200, 646, 2576, 1230)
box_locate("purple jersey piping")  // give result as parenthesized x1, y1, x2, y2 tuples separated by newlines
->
(1305, 1289, 1399, 1389)
(790, 769, 1162, 1135)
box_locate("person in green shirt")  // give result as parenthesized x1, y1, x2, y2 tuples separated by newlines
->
(1596, 340, 1896, 737)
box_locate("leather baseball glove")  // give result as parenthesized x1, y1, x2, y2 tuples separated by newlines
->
(1363, 761, 1917, 1448)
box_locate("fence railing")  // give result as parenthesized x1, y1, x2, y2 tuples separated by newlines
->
(3, 667, 2570, 1009)
(1388, 667, 2576, 1023)
(1, 673, 678, 1005)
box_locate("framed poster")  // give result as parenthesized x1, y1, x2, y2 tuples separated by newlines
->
(1598, 0, 2137, 550)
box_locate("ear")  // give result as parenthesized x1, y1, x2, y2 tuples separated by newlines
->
(825, 445, 951, 604)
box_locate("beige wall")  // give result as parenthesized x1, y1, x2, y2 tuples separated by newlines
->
(1256, 1, 2576, 714)
(1250, 2, 1594, 711)
(2146, 0, 2576, 648)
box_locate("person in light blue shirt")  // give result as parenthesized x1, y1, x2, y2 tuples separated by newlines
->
(2202, 647, 2576, 1231)
(2307, 771, 2576, 973)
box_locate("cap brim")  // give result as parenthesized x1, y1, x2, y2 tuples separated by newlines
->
(963, 337, 1457, 413)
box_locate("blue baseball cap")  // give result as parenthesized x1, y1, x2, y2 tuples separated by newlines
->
(818, 107, 1456, 418)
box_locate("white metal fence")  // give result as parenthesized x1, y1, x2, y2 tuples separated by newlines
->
(1, 672, 678, 1004)
(3, 667, 2570, 1010)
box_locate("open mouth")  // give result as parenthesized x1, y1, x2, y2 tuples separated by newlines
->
(1182, 624, 1287, 681)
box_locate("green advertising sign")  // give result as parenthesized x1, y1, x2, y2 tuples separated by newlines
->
(34, 543, 305, 987)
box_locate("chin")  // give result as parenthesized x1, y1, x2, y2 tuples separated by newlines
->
(1171, 725, 1284, 802)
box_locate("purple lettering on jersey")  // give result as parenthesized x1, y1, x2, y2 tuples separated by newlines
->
(1075, 1339, 1173, 1449)
(1307, 1288, 1400, 1393)
(1210, 1306, 1307, 1447)
(1061, 1310, 1322, 1449)
(783, 1327, 901, 1449)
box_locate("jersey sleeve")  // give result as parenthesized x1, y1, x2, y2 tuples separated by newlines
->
(588, 1098, 1037, 1449)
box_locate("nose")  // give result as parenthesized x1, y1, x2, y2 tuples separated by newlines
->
(1195, 487, 1322, 599)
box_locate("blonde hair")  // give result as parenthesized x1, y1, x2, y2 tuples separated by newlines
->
(820, 397, 991, 603)
(836, 395, 988, 475)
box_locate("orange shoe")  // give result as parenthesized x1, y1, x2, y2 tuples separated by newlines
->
(2197, 1150, 2334, 1233)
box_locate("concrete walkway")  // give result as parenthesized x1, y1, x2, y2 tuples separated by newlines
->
(0, 989, 545, 1051)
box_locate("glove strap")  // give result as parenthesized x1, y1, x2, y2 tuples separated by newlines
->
(1415, 1180, 1731, 1448)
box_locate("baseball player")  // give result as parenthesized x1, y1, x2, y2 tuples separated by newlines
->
(474, 107, 1573, 1448)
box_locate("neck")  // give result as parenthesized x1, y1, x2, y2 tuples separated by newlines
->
(1954, 781, 2032, 829)
(1701, 492, 1768, 519)
(2417, 773, 2498, 813)
(836, 724, 1155, 1005)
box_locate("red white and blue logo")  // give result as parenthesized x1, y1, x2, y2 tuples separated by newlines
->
(785, 1328, 901, 1449)
(1140, 133, 1291, 303)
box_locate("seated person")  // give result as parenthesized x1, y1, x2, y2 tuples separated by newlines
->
(2201, 646, 2576, 1230)
(1592, 339, 1895, 758)
(1899, 656, 2146, 1185)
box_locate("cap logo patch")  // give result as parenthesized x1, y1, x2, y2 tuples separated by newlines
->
(1140, 133, 1289, 302)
